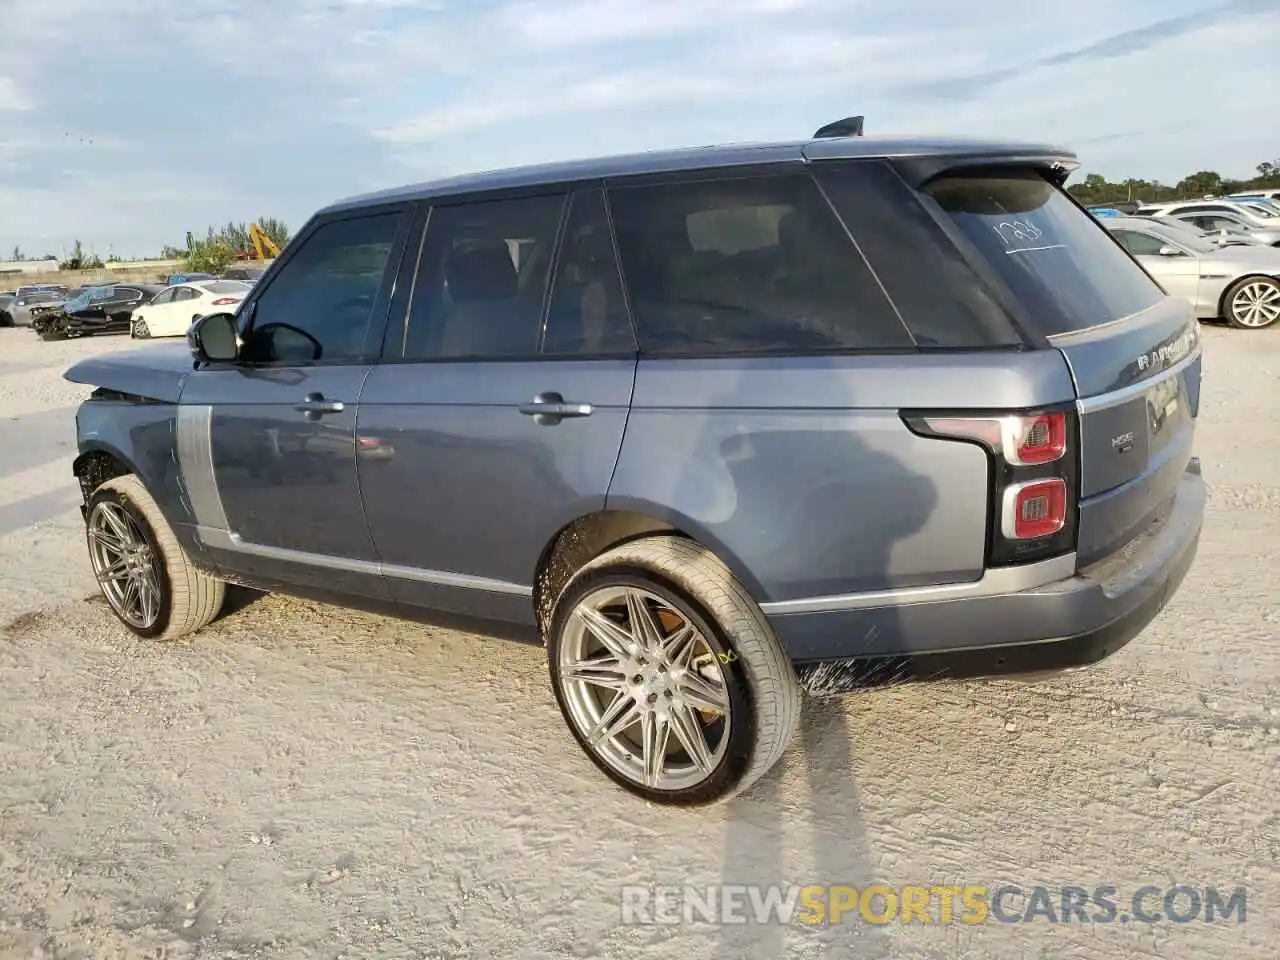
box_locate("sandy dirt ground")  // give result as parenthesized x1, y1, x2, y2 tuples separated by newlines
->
(0, 324, 1277, 960)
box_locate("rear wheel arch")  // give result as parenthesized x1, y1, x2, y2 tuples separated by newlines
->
(531, 506, 770, 637)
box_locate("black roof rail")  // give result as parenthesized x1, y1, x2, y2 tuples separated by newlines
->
(812, 116, 863, 139)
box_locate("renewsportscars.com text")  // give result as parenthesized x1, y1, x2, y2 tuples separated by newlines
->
(620, 884, 1247, 926)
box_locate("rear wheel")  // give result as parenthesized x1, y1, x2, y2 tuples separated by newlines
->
(546, 536, 801, 805)
(1224, 276, 1280, 329)
(85, 475, 225, 640)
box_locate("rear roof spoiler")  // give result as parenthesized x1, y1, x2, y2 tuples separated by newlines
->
(812, 116, 864, 139)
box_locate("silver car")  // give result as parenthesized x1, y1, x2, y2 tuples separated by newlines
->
(6, 288, 68, 327)
(1105, 216, 1280, 328)
(1138, 200, 1280, 246)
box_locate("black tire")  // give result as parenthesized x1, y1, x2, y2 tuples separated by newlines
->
(0, 312, 11, 327)
(86, 475, 226, 640)
(132, 318, 150, 339)
(546, 535, 801, 805)
(1222, 275, 1280, 330)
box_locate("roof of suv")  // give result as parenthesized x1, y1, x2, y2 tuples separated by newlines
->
(324, 135, 1077, 214)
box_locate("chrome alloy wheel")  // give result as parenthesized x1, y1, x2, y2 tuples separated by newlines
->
(1231, 280, 1280, 328)
(87, 500, 161, 630)
(557, 585, 732, 791)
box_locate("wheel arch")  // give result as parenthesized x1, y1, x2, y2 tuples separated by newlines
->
(531, 502, 770, 635)
(72, 445, 139, 509)
(1217, 272, 1279, 320)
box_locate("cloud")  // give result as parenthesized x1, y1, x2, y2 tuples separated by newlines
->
(0, 0, 1277, 256)
(0, 76, 32, 112)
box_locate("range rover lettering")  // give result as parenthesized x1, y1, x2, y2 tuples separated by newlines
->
(65, 125, 1206, 806)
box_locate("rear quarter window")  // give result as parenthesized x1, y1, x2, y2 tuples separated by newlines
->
(607, 172, 913, 355)
(923, 169, 1165, 336)
(816, 161, 1024, 348)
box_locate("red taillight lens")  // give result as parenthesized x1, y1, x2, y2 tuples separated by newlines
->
(919, 412, 1067, 466)
(1003, 478, 1067, 540)
(1010, 412, 1067, 466)
(211, 297, 239, 305)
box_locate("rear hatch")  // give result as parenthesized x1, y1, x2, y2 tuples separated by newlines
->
(922, 168, 1203, 568)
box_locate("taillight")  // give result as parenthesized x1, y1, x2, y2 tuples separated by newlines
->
(1002, 478, 1067, 540)
(913, 412, 1067, 467)
(903, 406, 1079, 567)
(211, 297, 239, 306)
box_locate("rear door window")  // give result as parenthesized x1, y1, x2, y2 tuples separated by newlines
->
(607, 172, 913, 355)
(397, 193, 566, 360)
(923, 169, 1164, 336)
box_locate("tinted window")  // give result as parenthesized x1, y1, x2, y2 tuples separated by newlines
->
(608, 172, 912, 355)
(245, 212, 401, 363)
(150, 288, 176, 305)
(542, 188, 635, 356)
(816, 161, 1022, 348)
(174, 287, 200, 302)
(399, 194, 565, 360)
(924, 170, 1163, 336)
(23, 291, 63, 304)
(117, 287, 144, 301)
(1111, 229, 1169, 256)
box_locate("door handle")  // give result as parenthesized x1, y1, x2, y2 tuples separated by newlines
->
(294, 392, 345, 421)
(518, 391, 594, 425)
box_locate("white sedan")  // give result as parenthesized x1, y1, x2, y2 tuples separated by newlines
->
(129, 280, 252, 339)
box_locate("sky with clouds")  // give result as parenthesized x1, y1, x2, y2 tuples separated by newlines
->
(0, 0, 1276, 259)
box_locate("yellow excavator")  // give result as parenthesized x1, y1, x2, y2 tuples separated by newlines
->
(248, 222, 282, 260)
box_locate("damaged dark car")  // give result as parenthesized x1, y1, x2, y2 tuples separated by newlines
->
(34, 283, 166, 341)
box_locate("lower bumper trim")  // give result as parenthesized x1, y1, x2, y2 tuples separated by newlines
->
(795, 522, 1198, 697)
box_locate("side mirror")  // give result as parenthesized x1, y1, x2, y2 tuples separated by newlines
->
(188, 312, 239, 364)
(1158, 245, 1183, 257)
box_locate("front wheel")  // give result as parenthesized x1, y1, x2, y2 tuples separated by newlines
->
(1224, 276, 1280, 329)
(85, 475, 226, 640)
(546, 536, 801, 805)
(131, 317, 151, 338)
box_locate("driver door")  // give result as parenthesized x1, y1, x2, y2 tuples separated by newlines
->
(179, 204, 414, 599)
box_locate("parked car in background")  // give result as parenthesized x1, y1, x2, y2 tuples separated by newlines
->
(1104, 216, 1280, 328)
(6, 288, 69, 327)
(130, 279, 252, 338)
(219, 265, 267, 283)
(1230, 189, 1280, 206)
(33, 283, 167, 340)
(1137, 215, 1261, 246)
(0, 292, 14, 326)
(15, 283, 69, 298)
(166, 272, 215, 286)
(1138, 200, 1280, 245)
(64, 130, 1206, 805)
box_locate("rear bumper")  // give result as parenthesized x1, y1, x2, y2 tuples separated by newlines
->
(769, 460, 1206, 695)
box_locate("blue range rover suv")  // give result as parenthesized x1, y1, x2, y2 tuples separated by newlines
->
(65, 129, 1206, 805)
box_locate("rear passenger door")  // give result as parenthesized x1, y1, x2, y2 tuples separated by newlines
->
(358, 186, 638, 624)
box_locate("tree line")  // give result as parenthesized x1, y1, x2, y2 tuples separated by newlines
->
(5, 218, 292, 273)
(1066, 158, 1280, 206)
(160, 218, 292, 274)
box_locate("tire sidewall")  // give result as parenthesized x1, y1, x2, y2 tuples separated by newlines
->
(547, 563, 756, 805)
(1226, 276, 1280, 329)
(86, 485, 174, 639)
